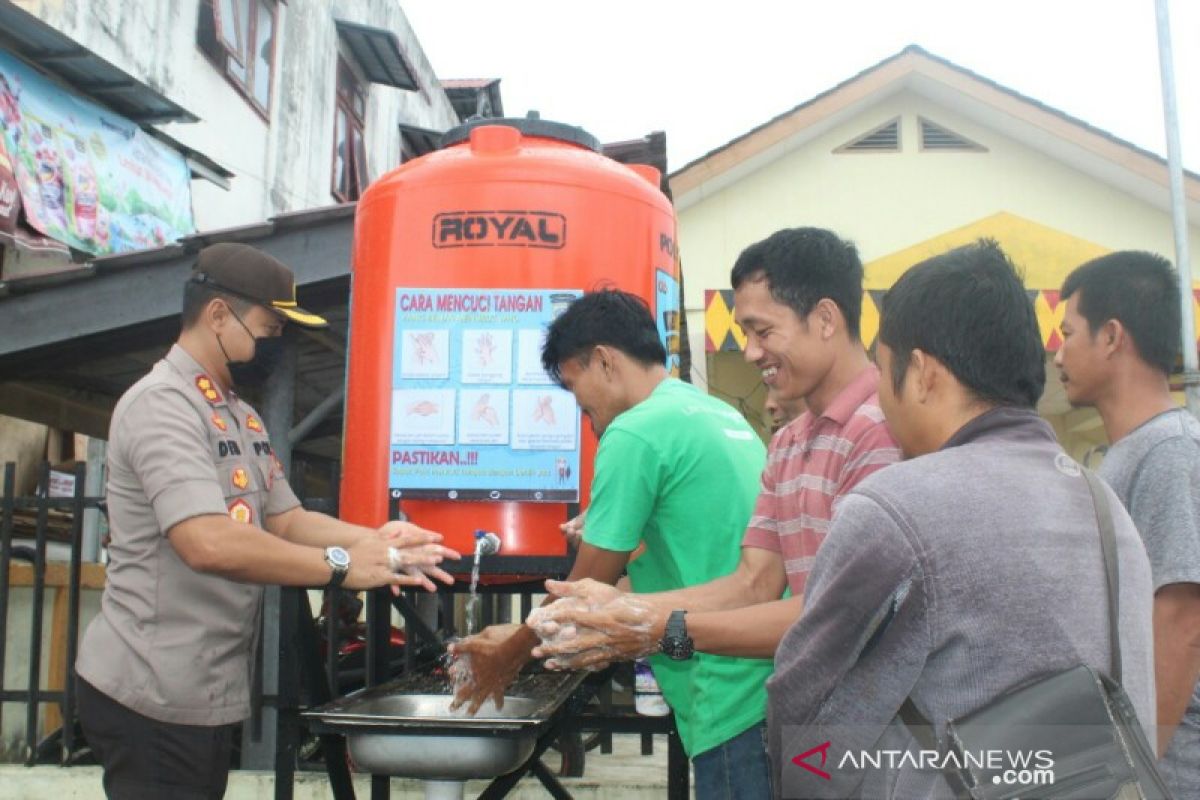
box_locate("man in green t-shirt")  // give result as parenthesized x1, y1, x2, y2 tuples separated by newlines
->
(450, 289, 773, 798)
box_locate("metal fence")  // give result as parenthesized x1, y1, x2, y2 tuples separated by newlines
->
(0, 460, 95, 765)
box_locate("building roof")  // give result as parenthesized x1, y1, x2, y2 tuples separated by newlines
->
(670, 45, 1200, 217)
(440, 79, 500, 89)
(441, 78, 504, 122)
(0, 1, 197, 124)
(334, 19, 420, 91)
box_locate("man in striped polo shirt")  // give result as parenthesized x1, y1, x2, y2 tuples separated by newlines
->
(531, 227, 901, 664)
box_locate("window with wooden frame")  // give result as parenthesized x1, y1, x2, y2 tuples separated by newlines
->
(197, 0, 278, 119)
(331, 58, 368, 202)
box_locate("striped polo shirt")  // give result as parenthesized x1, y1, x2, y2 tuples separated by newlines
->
(742, 365, 901, 595)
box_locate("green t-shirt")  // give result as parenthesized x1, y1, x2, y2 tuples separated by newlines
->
(583, 378, 772, 757)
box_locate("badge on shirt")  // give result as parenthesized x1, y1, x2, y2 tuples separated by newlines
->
(195, 375, 222, 405)
(228, 499, 253, 524)
(246, 415, 263, 433)
(210, 413, 228, 432)
(231, 467, 250, 491)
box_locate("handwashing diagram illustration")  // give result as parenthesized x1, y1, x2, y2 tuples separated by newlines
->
(391, 389, 454, 445)
(400, 329, 449, 379)
(472, 393, 500, 426)
(474, 332, 496, 367)
(512, 390, 575, 451)
(462, 329, 512, 384)
(458, 389, 509, 445)
(532, 394, 557, 426)
(411, 332, 438, 364)
(406, 399, 440, 417)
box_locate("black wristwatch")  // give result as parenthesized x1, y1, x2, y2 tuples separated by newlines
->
(660, 610, 695, 660)
(324, 546, 350, 588)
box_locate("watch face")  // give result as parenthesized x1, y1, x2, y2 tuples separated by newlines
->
(663, 637, 694, 660)
(327, 547, 351, 569)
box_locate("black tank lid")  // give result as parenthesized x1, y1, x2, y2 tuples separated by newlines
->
(439, 113, 600, 152)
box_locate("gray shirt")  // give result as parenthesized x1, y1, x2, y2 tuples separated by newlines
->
(768, 408, 1156, 798)
(1099, 406, 1200, 796)
(76, 345, 300, 725)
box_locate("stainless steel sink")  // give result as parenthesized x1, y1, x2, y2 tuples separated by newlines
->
(304, 671, 587, 781)
(347, 695, 539, 778)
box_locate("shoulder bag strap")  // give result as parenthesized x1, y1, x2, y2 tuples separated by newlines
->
(1082, 468, 1121, 684)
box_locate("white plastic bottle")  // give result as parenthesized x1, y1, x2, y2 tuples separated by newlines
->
(633, 658, 670, 716)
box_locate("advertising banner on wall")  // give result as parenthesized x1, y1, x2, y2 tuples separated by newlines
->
(0, 49, 194, 255)
(0, 134, 17, 238)
(0, 134, 70, 260)
(388, 287, 583, 504)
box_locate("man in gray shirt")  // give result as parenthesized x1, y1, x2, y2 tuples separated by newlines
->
(1057, 249, 1200, 794)
(768, 241, 1155, 798)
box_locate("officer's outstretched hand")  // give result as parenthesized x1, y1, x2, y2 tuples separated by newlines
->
(343, 528, 459, 594)
(376, 520, 461, 592)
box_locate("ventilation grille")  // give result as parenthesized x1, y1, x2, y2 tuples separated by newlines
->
(919, 118, 986, 151)
(836, 118, 900, 153)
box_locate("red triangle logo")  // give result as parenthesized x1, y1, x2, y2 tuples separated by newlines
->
(792, 740, 832, 780)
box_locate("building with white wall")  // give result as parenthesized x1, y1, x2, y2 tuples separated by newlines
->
(674, 46, 1200, 453)
(0, 0, 472, 481)
(0, 3, 470, 760)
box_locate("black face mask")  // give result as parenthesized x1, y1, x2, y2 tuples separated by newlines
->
(218, 308, 285, 387)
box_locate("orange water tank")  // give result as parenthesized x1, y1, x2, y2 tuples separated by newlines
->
(340, 118, 680, 564)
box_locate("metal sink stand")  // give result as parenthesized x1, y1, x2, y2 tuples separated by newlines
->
(272, 555, 690, 799)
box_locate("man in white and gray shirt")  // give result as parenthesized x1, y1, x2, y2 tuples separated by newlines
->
(1057, 250, 1200, 795)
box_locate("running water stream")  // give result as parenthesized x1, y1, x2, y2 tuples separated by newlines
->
(464, 530, 500, 636)
(448, 531, 500, 700)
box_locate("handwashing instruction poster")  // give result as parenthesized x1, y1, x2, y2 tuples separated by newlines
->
(655, 268, 682, 378)
(389, 287, 582, 503)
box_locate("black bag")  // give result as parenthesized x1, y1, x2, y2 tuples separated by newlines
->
(900, 470, 1173, 800)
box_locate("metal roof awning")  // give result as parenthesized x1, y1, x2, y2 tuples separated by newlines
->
(335, 20, 418, 91)
(442, 78, 504, 122)
(0, 204, 357, 451)
(143, 127, 235, 189)
(0, 1, 197, 124)
(399, 124, 441, 158)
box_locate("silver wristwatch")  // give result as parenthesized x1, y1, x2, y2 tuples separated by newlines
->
(324, 546, 350, 588)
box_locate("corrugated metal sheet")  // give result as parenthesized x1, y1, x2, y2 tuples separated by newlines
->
(0, 2, 197, 124)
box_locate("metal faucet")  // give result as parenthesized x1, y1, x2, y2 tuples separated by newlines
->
(474, 530, 501, 556)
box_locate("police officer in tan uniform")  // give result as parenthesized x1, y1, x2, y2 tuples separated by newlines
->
(75, 243, 460, 799)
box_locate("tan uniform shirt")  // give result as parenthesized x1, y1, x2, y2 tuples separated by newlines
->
(76, 344, 301, 726)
